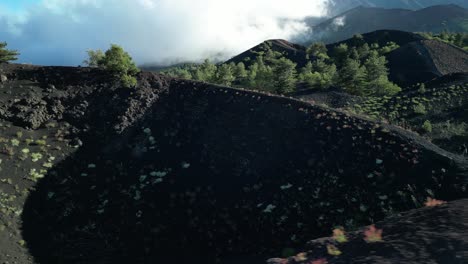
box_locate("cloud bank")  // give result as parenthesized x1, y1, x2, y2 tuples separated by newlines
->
(0, 0, 330, 66)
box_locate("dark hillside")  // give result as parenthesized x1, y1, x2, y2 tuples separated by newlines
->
(326, 30, 425, 49)
(307, 5, 468, 44)
(384, 73, 468, 152)
(387, 39, 468, 86)
(225, 39, 307, 68)
(325, 0, 468, 16)
(292, 89, 365, 110)
(0, 64, 466, 263)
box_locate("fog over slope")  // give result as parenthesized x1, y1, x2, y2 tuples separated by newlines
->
(0, 0, 329, 66)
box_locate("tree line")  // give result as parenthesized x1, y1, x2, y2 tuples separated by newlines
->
(161, 35, 402, 96)
(3, 31, 462, 94)
(418, 32, 468, 51)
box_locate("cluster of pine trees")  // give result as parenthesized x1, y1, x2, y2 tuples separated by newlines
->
(161, 48, 299, 94)
(161, 35, 401, 97)
(324, 35, 401, 96)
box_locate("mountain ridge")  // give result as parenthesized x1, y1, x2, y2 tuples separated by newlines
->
(301, 4, 468, 44)
(325, 0, 468, 16)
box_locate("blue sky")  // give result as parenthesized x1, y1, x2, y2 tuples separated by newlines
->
(2, 0, 38, 11)
(1, 0, 464, 66)
(0, 0, 330, 66)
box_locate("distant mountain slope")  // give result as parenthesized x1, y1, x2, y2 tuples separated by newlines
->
(387, 39, 468, 86)
(225, 39, 307, 68)
(307, 4, 468, 44)
(326, 30, 425, 49)
(326, 0, 468, 16)
(227, 30, 425, 70)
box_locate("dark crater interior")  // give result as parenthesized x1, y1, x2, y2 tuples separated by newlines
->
(8, 67, 466, 264)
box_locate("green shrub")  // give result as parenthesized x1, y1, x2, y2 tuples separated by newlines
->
(422, 120, 433, 133)
(418, 83, 426, 94)
(92, 44, 140, 88)
(413, 103, 427, 115)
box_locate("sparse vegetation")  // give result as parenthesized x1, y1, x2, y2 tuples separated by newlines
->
(326, 244, 342, 256)
(425, 197, 446, 207)
(332, 227, 348, 243)
(364, 225, 383, 243)
(419, 32, 468, 51)
(432, 121, 468, 139)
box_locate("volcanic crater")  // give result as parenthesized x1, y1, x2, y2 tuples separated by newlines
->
(0, 64, 466, 263)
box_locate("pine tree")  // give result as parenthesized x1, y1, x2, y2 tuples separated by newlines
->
(299, 60, 337, 90)
(272, 57, 297, 94)
(194, 59, 217, 82)
(234, 62, 247, 79)
(306, 42, 328, 60)
(0, 42, 19, 63)
(357, 43, 371, 60)
(364, 50, 388, 81)
(349, 47, 360, 60)
(337, 58, 366, 95)
(248, 55, 274, 91)
(83, 49, 104, 67)
(98, 44, 140, 87)
(350, 34, 365, 47)
(215, 64, 235, 86)
(332, 43, 349, 68)
(363, 50, 401, 96)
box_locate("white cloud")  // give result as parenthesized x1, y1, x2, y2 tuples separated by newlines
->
(0, 0, 330, 66)
(332, 15, 346, 27)
(138, 0, 158, 9)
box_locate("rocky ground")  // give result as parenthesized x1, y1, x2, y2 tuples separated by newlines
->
(0, 63, 467, 264)
(268, 198, 468, 264)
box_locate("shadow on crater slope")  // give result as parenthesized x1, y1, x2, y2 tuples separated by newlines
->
(16, 69, 468, 264)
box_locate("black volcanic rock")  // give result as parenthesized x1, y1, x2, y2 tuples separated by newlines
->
(0, 64, 466, 263)
(269, 198, 468, 264)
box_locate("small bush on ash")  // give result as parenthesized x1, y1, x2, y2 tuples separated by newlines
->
(85, 44, 140, 88)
